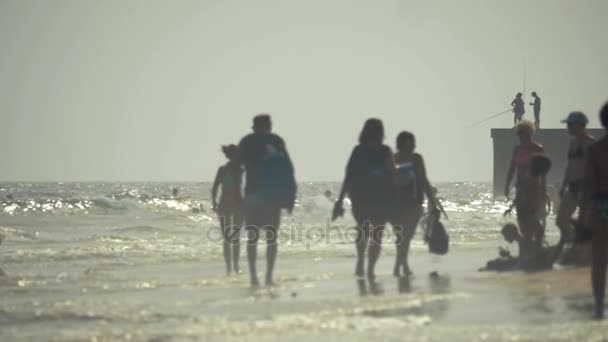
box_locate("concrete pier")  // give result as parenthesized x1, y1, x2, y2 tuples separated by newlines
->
(491, 128, 605, 196)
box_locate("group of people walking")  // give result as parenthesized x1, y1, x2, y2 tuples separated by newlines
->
(211, 115, 437, 286)
(502, 103, 608, 319)
(211, 114, 294, 286)
(211, 103, 608, 320)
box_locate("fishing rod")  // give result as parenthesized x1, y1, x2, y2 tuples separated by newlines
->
(467, 108, 513, 127)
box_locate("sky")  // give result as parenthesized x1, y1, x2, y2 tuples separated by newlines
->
(0, 0, 607, 182)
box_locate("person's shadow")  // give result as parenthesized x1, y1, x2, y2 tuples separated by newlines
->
(398, 276, 412, 294)
(356, 279, 384, 296)
(356, 279, 367, 296)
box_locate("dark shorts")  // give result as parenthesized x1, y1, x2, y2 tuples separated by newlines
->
(243, 194, 281, 232)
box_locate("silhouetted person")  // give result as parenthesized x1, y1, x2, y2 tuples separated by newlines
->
(513, 153, 551, 258)
(583, 102, 608, 319)
(333, 118, 396, 282)
(237, 114, 296, 287)
(511, 92, 525, 125)
(172, 188, 179, 198)
(555, 112, 595, 263)
(505, 121, 547, 254)
(211, 144, 244, 275)
(529, 91, 541, 129)
(391, 131, 438, 277)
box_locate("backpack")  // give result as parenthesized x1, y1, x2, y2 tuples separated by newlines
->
(256, 145, 297, 209)
(425, 208, 449, 255)
(348, 145, 393, 202)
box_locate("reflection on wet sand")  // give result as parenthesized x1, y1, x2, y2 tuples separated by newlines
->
(356, 278, 384, 296)
(398, 276, 411, 293)
(354, 273, 453, 322)
(356, 279, 367, 296)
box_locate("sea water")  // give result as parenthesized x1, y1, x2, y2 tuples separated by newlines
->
(0, 182, 606, 341)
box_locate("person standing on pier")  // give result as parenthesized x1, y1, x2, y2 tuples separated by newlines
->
(511, 93, 525, 125)
(529, 92, 541, 130)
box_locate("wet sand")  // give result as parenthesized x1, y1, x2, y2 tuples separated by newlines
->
(1, 246, 605, 341)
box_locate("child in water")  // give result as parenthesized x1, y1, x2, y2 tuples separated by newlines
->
(482, 223, 555, 272)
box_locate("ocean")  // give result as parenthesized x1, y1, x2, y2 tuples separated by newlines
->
(0, 182, 606, 341)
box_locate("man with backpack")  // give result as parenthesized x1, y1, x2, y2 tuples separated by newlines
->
(238, 114, 296, 287)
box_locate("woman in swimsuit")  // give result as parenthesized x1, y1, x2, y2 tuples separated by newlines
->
(334, 119, 397, 281)
(212, 144, 244, 275)
(583, 103, 608, 319)
(391, 131, 438, 277)
(517, 153, 552, 258)
(504, 121, 546, 256)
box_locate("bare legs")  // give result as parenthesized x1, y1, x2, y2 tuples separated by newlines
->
(592, 236, 607, 319)
(232, 215, 242, 273)
(355, 223, 369, 277)
(220, 216, 231, 275)
(517, 212, 543, 260)
(555, 192, 578, 262)
(220, 214, 242, 275)
(393, 207, 423, 277)
(367, 225, 384, 281)
(246, 228, 260, 286)
(245, 201, 281, 287)
(354, 218, 386, 281)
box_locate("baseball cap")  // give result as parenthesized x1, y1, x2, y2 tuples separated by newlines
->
(561, 111, 588, 125)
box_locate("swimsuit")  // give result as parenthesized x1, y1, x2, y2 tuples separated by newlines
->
(396, 161, 422, 207)
(567, 141, 592, 197)
(513, 147, 532, 168)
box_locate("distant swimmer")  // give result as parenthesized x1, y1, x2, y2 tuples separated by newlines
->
(529, 91, 541, 129)
(237, 114, 296, 287)
(582, 102, 608, 319)
(555, 112, 596, 264)
(333, 118, 397, 281)
(511, 92, 525, 125)
(390, 131, 438, 277)
(211, 144, 244, 275)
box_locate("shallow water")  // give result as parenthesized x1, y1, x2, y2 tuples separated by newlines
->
(0, 182, 605, 341)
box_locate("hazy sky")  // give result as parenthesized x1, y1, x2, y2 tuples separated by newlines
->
(1, 0, 607, 182)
